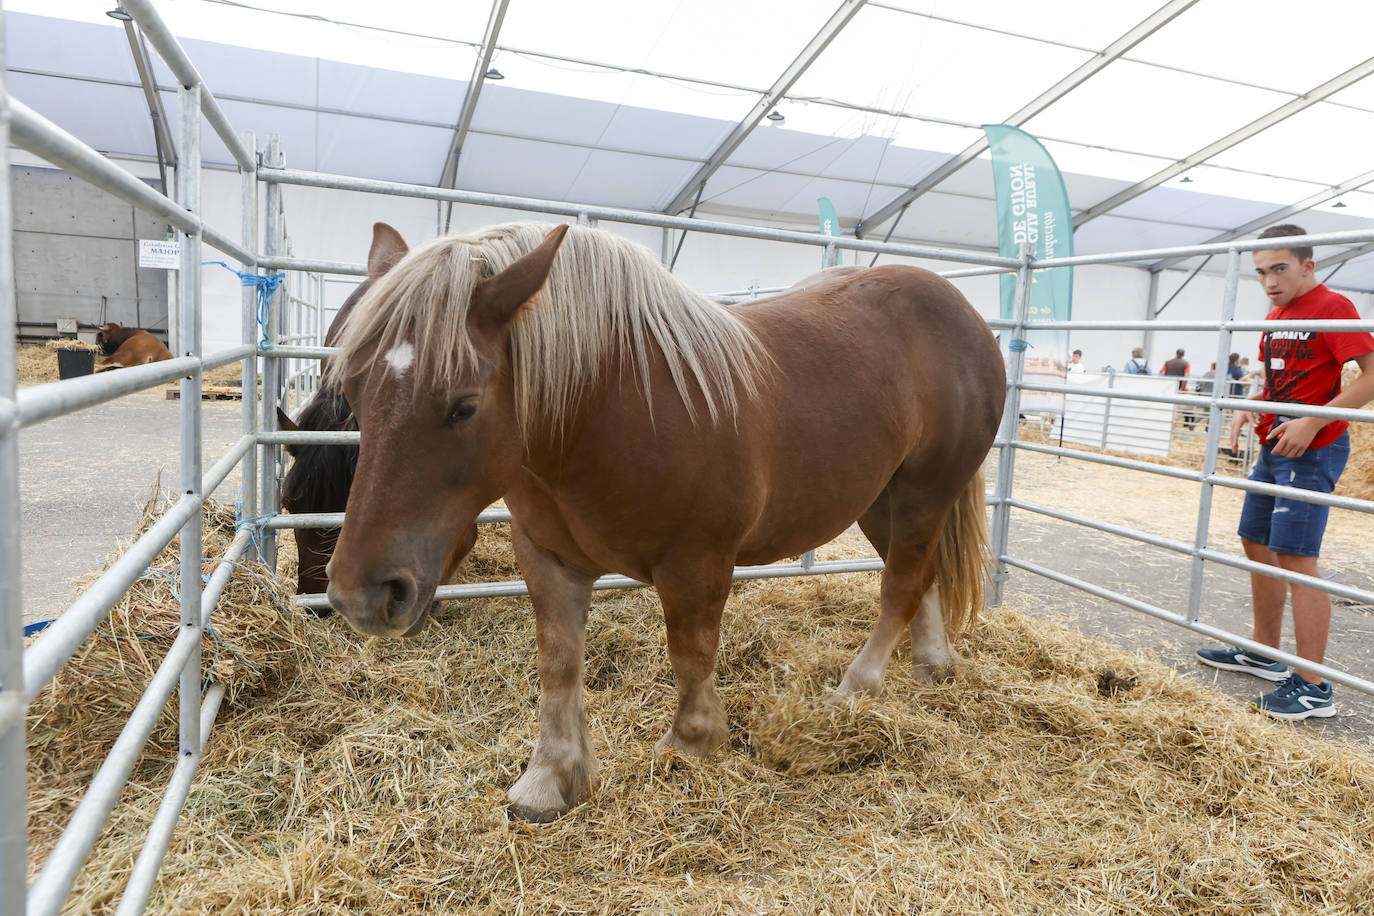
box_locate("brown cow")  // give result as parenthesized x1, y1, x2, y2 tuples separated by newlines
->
(95, 323, 173, 369)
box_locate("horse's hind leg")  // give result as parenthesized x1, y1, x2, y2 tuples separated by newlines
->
(652, 556, 733, 757)
(840, 488, 949, 696)
(505, 522, 598, 822)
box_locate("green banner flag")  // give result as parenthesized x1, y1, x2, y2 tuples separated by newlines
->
(982, 125, 1074, 380)
(817, 196, 841, 266)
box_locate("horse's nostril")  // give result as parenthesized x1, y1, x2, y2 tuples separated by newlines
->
(381, 576, 416, 625)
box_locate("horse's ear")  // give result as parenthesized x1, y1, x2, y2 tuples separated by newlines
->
(276, 406, 301, 455)
(470, 225, 569, 337)
(368, 223, 409, 280)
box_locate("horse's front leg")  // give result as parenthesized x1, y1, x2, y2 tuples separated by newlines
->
(505, 522, 598, 822)
(652, 558, 733, 757)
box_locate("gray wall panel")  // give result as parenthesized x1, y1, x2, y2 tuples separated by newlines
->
(10, 164, 169, 336)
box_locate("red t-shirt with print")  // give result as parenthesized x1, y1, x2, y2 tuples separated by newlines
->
(1256, 284, 1374, 450)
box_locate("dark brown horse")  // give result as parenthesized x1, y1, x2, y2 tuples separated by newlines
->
(277, 223, 476, 604)
(96, 323, 173, 368)
(324, 223, 1005, 821)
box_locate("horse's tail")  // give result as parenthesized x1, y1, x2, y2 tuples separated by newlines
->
(935, 468, 990, 638)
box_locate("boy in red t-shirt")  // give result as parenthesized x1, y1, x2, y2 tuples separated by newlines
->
(1197, 224, 1374, 719)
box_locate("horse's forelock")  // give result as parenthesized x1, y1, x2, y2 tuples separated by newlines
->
(324, 233, 490, 395)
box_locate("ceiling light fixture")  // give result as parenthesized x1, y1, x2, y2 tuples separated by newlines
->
(1179, 175, 1193, 183)
(766, 110, 784, 123)
(106, 5, 134, 21)
(1332, 200, 1347, 208)
(484, 68, 505, 81)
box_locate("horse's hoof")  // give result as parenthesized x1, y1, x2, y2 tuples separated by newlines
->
(506, 803, 565, 824)
(912, 661, 957, 685)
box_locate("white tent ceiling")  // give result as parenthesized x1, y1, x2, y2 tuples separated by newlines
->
(6, 0, 1374, 290)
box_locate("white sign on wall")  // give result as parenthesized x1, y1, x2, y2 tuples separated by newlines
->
(138, 238, 181, 270)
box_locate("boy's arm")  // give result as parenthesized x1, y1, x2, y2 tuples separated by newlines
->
(1270, 350, 1374, 457)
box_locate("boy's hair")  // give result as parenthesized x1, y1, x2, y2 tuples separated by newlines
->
(1072, 349, 1082, 357)
(1175, 348, 1185, 357)
(1257, 223, 1313, 263)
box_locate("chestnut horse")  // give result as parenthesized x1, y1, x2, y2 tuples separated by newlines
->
(277, 223, 476, 604)
(96, 323, 172, 368)
(325, 223, 1005, 821)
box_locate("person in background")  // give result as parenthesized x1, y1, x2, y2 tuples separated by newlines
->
(1197, 224, 1374, 720)
(1195, 361, 1216, 397)
(1067, 349, 1086, 374)
(1228, 357, 1263, 456)
(1123, 347, 1149, 374)
(1162, 348, 1190, 389)
(1219, 352, 1249, 456)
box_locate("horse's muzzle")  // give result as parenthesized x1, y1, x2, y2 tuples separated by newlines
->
(326, 567, 429, 638)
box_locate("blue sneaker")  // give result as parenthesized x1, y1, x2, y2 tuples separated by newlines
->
(1196, 646, 1289, 682)
(1251, 673, 1335, 720)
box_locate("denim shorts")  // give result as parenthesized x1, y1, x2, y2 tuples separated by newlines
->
(1237, 431, 1350, 557)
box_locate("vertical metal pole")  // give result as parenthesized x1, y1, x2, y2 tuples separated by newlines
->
(660, 227, 672, 265)
(259, 136, 282, 569)
(800, 241, 841, 572)
(1100, 373, 1115, 450)
(314, 272, 325, 393)
(176, 84, 203, 760)
(239, 131, 259, 557)
(988, 242, 1035, 606)
(0, 16, 32, 910)
(1188, 248, 1241, 623)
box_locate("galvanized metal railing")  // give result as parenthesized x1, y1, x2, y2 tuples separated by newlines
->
(1, 3, 267, 914)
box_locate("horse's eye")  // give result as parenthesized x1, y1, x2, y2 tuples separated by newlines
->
(446, 397, 477, 426)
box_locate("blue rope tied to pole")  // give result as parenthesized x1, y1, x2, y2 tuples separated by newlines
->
(1007, 338, 1031, 352)
(204, 260, 286, 349)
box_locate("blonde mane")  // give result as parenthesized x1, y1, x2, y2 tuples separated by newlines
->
(326, 222, 769, 435)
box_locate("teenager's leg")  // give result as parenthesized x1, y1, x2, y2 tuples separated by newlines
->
(1275, 552, 1330, 683)
(1242, 537, 1286, 648)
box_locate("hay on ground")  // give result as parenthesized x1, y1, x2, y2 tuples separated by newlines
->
(25, 497, 1374, 915)
(12, 343, 256, 389)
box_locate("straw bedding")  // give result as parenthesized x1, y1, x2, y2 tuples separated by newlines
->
(26, 496, 1374, 915)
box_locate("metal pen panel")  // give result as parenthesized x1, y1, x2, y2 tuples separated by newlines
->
(22, 494, 200, 702)
(114, 683, 226, 916)
(259, 136, 284, 569)
(0, 16, 30, 912)
(1003, 556, 1374, 695)
(988, 243, 1034, 606)
(176, 83, 204, 769)
(240, 130, 260, 558)
(1188, 249, 1240, 623)
(268, 505, 513, 529)
(295, 557, 890, 612)
(203, 433, 255, 500)
(17, 356, 200, 428)
(26, 625, 204, 916)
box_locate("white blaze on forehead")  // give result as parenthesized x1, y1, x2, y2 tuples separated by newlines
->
(384, 342, 415, 375)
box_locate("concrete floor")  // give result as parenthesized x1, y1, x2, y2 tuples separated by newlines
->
(15, 392, 1374, 749)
